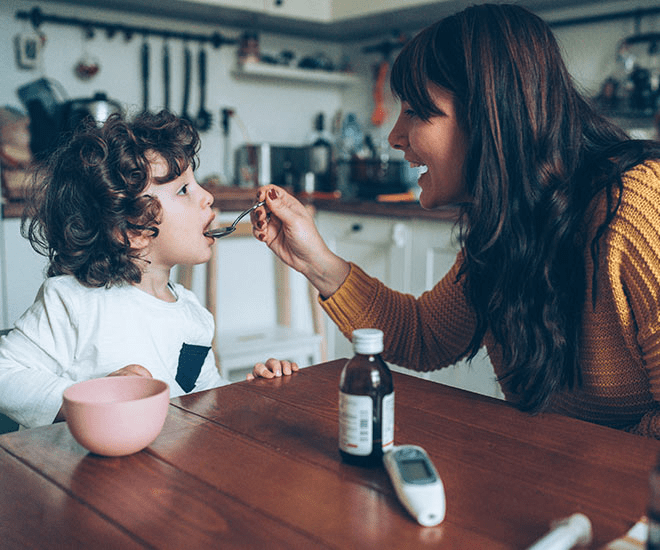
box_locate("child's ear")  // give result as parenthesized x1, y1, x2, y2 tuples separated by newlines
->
(128, 230, 152, 252)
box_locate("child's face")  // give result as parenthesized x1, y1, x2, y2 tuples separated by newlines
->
(141, 155, 215, 270)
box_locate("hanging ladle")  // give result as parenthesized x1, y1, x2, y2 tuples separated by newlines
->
(204, 201, 266, 238)
(195, 47, 212, 131)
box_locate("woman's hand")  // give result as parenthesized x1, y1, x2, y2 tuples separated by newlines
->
(247, 358, 299, 381)
(252, 185, 350, 298)
(106, 364, 153, 378)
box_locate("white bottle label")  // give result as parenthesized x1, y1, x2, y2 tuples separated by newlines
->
(339, 393, 373, 456)
(382, 392, 394, 450)
(338, 391, 395, 455)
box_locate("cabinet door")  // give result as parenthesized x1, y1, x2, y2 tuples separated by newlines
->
(408, 219, 502, 399)
(2, 219, 48, 328)
(332, 0, 439, 20)
(316, 212, 412, 360)
(410, 218, 459, 297)
(264, 0, 331, 21)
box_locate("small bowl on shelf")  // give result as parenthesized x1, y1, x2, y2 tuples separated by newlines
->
(63, 377, 169, 457)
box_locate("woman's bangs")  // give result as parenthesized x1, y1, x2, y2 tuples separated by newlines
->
(391, 27, 449, 120)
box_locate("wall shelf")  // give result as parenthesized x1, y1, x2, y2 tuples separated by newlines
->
(231, 62, 360, 87)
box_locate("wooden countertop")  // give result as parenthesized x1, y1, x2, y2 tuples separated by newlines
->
(2, 187, 459, 222)
(2, 360, 658, 548)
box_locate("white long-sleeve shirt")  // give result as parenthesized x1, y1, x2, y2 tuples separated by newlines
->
(0, 275, 227, 428)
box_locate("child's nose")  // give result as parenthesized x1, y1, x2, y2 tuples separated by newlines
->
(201, 186, 213, 207)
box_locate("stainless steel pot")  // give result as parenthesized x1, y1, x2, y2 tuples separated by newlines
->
(61, 92, 122, 131)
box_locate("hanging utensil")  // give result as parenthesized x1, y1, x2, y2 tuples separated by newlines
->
(141, 39, 150, 113)
(181, 44, 193, 123)
(74, 27, 100, 80)
(195, 47, 212, 131)
(371, 59, 388, 127)
(221, 107, 234, 182)
(182, 45, 193, 122)
(162, 40, 170, 111)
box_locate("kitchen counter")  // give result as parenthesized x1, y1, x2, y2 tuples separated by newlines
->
(2, 187, 459, 222)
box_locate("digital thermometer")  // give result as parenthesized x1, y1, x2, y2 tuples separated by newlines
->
(383, 445, 446, 527)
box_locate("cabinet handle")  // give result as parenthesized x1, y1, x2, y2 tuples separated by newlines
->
(351, 223, 363, 232)
(392, 222, 410, 248)
(274, 0, 284, 6)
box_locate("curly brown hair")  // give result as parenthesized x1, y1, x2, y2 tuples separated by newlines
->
(23, 110, 200, 287)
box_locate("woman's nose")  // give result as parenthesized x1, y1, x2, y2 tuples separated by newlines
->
(388, 114, 407, 151)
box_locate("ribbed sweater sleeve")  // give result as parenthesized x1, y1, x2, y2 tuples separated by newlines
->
(320, 257, 477, 372)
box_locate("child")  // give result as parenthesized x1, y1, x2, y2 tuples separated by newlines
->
(0, 110, 293, 429)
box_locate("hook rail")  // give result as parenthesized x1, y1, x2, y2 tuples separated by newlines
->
(15, 6, 238, 48)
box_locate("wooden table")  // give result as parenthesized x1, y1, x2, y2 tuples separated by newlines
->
(1, 360, 659, 549)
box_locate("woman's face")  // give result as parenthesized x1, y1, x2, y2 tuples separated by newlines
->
(388, 84, 469, 209)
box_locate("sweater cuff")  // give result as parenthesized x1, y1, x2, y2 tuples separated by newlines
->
(319, 263, 380, 336)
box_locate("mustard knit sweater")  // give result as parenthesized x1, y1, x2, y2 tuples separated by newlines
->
(320, 161, 660, 438)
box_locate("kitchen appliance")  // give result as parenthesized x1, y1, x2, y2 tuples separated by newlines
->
(59, 93, 122, 129)
(234, 143, 309, 190)
(348, 158, 409, 198)
(16, 78, 122, 157)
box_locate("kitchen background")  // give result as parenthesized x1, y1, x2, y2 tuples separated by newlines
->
(3, 0, 660, 185)
(1, 0, 660, 388)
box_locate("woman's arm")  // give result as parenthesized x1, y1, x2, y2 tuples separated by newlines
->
(250, 188, 477, 375)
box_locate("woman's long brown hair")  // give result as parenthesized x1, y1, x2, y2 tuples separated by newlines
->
(391, 3, 660, 412)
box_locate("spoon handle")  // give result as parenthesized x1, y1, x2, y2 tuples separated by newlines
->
(232, 200, 266, 228)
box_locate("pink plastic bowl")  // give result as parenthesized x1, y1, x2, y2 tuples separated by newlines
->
(62, 377, 169, 457)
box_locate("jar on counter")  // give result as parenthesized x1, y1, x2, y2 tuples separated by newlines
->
(238, 31, 259, 64)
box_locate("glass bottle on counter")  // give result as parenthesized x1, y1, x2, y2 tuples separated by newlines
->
(339, 328, 394, 467)
(308, 112, 334, 192)
(648, 454, 660, 549)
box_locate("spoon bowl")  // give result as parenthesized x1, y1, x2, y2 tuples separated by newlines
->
(205, 200, 265, 239)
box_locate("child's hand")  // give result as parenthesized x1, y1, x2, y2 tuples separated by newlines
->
(107, 364, 153, 378)
(247, 358, 299, 380)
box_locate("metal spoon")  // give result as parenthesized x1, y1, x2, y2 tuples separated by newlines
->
(204, 201, 266, 239)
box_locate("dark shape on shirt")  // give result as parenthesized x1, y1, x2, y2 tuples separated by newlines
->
(175, 343, 211, 393)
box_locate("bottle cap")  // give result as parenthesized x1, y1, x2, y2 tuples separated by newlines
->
(352, 328, 384, 355)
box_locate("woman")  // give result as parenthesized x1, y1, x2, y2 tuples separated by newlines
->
(250, 4, 660, 438)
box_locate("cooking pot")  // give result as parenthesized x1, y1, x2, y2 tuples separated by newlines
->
(349, 158, 408, 198)
(60, 92, 122, 132)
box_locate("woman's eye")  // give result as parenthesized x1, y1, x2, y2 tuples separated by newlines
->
(404, 109, 419, 119)
(177, 184, 189, 196)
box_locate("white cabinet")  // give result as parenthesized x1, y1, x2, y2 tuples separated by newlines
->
(409, 218, 502, 399)
(316, 210, 502, 399)
(177, 0, 331, 21)
(331, 0, 444, 20)
(1, 218, 48, 329)
(315, 212, 413, 360)
(264, 0, 331, 22)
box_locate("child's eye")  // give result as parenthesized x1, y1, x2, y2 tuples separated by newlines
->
(404, 109, 419, 119)
(177, 184, 189, 196)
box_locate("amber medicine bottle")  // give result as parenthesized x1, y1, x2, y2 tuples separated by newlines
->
(338, 328, 394, 467)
